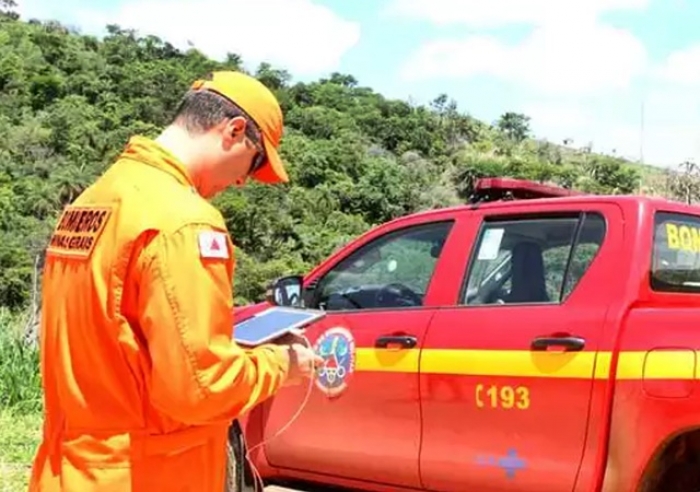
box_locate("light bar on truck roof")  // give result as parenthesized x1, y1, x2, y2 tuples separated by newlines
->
(469, 177, 586, 203)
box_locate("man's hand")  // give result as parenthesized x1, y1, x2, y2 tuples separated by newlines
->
(281, 343, 323, 387)
(273, 328, 308, 347)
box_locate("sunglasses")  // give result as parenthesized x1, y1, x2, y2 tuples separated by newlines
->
(246, 130, 267, 175)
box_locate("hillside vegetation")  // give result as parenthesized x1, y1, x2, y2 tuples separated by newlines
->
(0, 12, 665, 314)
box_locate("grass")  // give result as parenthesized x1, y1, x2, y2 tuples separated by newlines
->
(0, 309, 42, 492)
(0, 410, 41, 492)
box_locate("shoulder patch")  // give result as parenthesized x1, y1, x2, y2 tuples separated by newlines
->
(47, 205, 113, 259)
(198, 231, 229, 259)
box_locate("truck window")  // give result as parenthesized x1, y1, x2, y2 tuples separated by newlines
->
(312, 221, 454, 311)
(651, 212, 700, 293)
(463, 213, 606, 305)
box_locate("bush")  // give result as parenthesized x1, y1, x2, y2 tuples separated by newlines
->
(0, 309, 41, 413)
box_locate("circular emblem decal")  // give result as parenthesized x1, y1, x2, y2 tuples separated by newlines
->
(314, 327, 356, 397)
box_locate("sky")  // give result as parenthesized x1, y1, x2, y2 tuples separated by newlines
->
(15, 0, 700, 168)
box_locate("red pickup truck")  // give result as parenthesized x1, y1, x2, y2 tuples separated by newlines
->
(231, 178, 700, 492)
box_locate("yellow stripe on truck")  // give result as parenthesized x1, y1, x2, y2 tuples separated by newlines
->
(354, 348, 699, 380)
(421, 349, 598, 378)
(355, 348, 420, 373)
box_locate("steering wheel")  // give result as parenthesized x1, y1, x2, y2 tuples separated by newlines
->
(375, 282, 423, 307)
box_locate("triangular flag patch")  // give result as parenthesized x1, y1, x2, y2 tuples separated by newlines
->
(198, 231, 229, 259)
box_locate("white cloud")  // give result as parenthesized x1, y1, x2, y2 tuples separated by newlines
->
(515, 46, 700, 167)
(18, 0, 360, 76)
(385, 0, 650, 28)
(654, 44, 700, 86)
(523, 101, 640, 159)
(395, 0, 650, 95)
(391, 0, 700, 168)
(523, 93, 700, 167)
(400, 21, 647, 95)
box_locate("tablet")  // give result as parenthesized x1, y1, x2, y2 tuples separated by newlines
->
(233, 307, 327, 347)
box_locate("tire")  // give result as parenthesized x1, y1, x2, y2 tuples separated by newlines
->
(225, 421, 252, 492)
(224, 437, 238, 492)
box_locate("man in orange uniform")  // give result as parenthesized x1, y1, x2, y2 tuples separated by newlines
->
(28, 71, 321, 492)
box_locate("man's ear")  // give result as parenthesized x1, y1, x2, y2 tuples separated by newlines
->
(222, 116, 247, 148)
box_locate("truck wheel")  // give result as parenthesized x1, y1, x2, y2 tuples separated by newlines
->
(653, 462, 700, 492)
(641, 431, 700, 492)
(225, 421, 255, 492)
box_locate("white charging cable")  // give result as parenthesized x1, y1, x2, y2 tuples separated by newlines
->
(239, 334, 317, 491)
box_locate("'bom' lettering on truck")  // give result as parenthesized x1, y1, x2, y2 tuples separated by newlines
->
(665, 223, 700, 252)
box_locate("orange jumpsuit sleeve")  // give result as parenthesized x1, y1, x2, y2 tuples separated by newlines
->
(137, 223, 290, 425)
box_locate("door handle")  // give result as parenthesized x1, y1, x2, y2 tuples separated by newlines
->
(375, 335, 418, 349)
(530, 335, 585, 352)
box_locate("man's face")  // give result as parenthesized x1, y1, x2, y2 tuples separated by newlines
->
(202, 116, 265, 197)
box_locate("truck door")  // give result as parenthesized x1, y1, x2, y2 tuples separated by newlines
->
(419, 205, 623, 492)
(262, 218, 458, 488)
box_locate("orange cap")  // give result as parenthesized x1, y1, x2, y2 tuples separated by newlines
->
(190, 71, 288, 184)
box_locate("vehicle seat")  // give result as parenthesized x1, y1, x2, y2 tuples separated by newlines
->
(326, 292, 358, 310)
(504, 241, 549, 303)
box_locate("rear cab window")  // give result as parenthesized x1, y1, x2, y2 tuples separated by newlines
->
(463, 212, 606, 305)
(651, 212, 700, 293)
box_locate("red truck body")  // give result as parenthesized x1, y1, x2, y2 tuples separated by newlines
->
(234, 179, 700, 492)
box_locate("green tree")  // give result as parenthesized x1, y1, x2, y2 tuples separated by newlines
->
(497, 112, 531, 142)
(0, 14, 660, 312)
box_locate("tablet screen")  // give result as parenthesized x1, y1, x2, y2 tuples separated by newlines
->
(233, 307, 326, 346)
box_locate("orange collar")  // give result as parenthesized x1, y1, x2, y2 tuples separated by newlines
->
(120, 136, 196, 189)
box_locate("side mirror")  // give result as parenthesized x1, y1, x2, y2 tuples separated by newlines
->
(265, 275, 304, 308)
